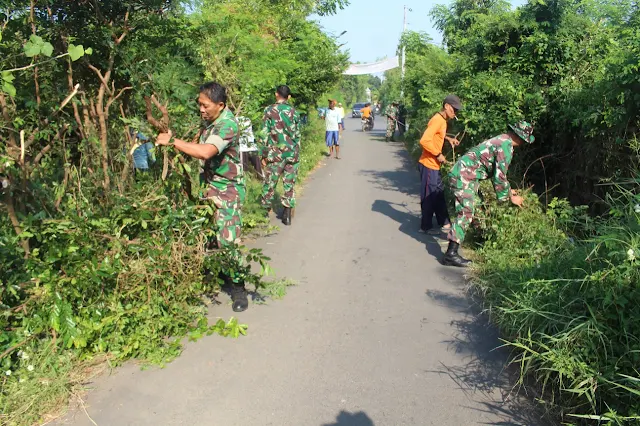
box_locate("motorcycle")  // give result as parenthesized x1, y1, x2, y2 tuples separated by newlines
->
(361, 116, 374, 132)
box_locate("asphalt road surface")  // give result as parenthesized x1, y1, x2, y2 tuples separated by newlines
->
(58, 118, 543, 426)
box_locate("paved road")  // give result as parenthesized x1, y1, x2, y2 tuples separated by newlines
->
(59, 120, 541, 426)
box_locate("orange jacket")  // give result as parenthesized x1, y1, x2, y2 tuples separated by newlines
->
(419, 113, 447, 170)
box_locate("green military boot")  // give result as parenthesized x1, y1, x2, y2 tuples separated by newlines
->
(442, 241, 471, 267)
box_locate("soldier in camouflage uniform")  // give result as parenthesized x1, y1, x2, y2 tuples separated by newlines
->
(443, 121, 535, 268)
(259, 85, 301, 226)
(384, 101, 399, 141)
(156, 82, 249, 312)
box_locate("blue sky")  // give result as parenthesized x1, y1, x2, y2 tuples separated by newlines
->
(316, 0, 527, 64)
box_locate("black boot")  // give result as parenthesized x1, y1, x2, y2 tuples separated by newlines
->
(282, 207, 292, 226)
(442, 241, 471, 267)
(230, 283, 249, 312)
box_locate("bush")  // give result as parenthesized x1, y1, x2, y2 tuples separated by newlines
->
(1, 1, 347, 422)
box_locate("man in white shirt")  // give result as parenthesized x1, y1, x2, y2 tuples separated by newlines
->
(324, 100, 342, 159)
(336, 102, 346, 136)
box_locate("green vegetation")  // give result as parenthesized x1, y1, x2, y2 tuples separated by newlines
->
(0, 0, 347, 424)
(391, 0, 640, 422)
(255, 278, 298, 302)
(331, 74, 382, 107)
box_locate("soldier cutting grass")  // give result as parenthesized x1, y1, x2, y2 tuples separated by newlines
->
(259, 85, 302, 226)
(442, 121, 535, 268)
(384, 101, 399, 142)
(156, 82, 249, 312)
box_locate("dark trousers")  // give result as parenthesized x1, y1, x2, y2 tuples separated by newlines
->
(419, 163, 451, 231)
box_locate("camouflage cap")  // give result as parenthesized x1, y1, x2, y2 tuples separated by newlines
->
(508, 121, 535, 144)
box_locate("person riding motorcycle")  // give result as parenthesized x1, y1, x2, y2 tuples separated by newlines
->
(360, 103, 374, 129)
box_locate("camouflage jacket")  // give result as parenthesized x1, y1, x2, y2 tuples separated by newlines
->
(449, 134, 514, 201)
(200, 108, 245, 197)
(385, 105, 398, 119)
(260, 101, 301, 155)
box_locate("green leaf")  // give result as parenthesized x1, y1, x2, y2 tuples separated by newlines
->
(24, 41, 41, 57)
(1, 71, 14, 83)
(68, 44, 85, 61)
(2, 82, 16, 97)
(41, 42, 54, 57)
(29, 34, 43, 44)
(85, 47, 93, 55)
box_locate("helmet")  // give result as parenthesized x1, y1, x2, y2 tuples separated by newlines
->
(508, 121, 535, 144)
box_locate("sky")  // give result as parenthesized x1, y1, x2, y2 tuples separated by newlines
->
(316, 0, 527, 65)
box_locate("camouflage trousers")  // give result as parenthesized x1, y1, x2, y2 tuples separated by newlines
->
(261, 147, 300, 209)
(446, 180, 479, 244)
(386, 118, 396, 139)
(205, 184, 247, 283)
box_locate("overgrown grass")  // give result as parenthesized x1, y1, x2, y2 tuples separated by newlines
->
(471, 182, 640, 424)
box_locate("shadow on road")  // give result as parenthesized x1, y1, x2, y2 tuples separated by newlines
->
(371, 199, 445, 259)
(321, 410, 375, 426)
(360, 147, 419, 197)
(424, 289, 552, 426)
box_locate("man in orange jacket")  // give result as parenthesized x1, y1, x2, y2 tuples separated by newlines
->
(418, 94, 462, 234)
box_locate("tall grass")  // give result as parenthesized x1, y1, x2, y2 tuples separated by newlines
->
(471, 178, 640, 424)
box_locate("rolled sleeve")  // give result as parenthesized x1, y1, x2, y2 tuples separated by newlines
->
(203, 133, 229, 152)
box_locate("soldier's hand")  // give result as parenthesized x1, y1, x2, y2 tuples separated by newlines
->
(156, 130, 173, 146)
(510, 194, 524, 207)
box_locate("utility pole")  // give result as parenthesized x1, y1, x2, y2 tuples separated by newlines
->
(400, 5, 410, 99)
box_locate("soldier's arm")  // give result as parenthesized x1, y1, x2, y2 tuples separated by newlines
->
(293, 113, 302, 146)
(166, 138, 219, 160)
(156, 122, 237, 160)
(259, 108, 272, 145)
(492, 154, 512, 202)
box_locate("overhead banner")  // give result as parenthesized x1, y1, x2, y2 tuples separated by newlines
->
(343, 56, 400, 75)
